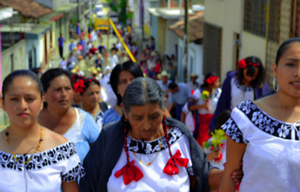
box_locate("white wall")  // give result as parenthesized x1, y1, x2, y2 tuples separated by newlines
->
(1, 40, 26, 81)
(240, 31, 266, 67)
(188, 42, 203, 84)
(204, 0, 243, 81)
(39, 35, 45, 65)
(166, 19, 178, 56)
(178, 38, 203, 84)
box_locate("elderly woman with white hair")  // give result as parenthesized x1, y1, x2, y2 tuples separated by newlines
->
(80, 77, 243, 192)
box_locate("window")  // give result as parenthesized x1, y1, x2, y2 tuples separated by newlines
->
(243, 0, 281, 42)
(290, 0, 300, 38)
(203, 22, 222, 77)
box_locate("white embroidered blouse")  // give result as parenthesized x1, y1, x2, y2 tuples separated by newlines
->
(223, 100, 300, 191)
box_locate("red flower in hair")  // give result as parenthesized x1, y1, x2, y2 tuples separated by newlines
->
(205, 76, 219, 85)
(73, 79, 85, 94)
(238, 59, 247, 69)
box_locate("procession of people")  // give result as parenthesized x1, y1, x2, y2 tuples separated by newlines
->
(0, 13, 300, 191)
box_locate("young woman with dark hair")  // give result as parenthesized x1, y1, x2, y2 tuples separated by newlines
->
(0, 70, 84, 191)
(101, 61, 144, 126)
(209, 56, 270, 132)
(220, 38, 300, 191)
(80, 77, 243, 192)
(188, 73, 221, 146)
(38, 68, 99, 163)
(74, 77, 109, 129)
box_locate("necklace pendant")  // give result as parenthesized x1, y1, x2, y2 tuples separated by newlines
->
(147, 162, 152, 166)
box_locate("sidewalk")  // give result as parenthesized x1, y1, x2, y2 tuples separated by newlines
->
(44, 40, 74, 71)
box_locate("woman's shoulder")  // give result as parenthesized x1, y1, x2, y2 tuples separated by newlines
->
(102, 108, 121, 125)
(43, 128, 69, 149)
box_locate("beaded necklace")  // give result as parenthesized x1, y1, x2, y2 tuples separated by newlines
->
(5, 125, 44, 164)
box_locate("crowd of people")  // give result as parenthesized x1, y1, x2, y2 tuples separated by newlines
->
(0, 21, 300, 191)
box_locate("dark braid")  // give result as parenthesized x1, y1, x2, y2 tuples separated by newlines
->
(162, 116, 173, 159)
(123, 118, 130, 166)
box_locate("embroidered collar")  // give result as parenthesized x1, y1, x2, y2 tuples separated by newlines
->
(237, 100, 300, 140)
(0, 142, 78, 171)
(126, 127, 183, 154)
(233, 76, 253, 92)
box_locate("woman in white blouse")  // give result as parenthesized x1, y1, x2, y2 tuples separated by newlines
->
(221, 38, 300, 191)
(0, 70, 84, 192)
(80, 77, 243, 192)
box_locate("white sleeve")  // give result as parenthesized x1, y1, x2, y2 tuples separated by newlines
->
(61, 142, 85, 182)
(181, 103, 189, 114)
(192, 89, 201, 101)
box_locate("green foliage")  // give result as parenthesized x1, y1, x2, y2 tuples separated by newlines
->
(107, 0, 129, 25)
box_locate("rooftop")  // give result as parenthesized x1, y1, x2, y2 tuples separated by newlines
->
(169, 11, 204, 42)
(0, 0, 53, 19)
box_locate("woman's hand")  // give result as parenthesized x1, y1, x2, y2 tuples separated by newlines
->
(228, 162, 243, 183)
(206, 151, 221, 161)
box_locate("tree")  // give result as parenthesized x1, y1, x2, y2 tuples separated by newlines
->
(107, 0, 132, 25)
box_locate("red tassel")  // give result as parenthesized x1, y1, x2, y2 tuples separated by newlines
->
(114, 160, 144, 185)
(163, 150, 189, 175)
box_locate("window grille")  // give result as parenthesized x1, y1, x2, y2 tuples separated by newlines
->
(203, 22, 222, 77)
(244, 0, 281, 42)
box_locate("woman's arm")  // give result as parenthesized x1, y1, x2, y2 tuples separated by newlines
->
(189, 103, 208, 111)
(208, 169, 224, 191)
(219, 137, 246, 192)
(62, 181, 79, 192)
(180, 111, 185, 123)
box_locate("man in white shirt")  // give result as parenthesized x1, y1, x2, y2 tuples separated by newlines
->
(187, 73, 200, 90)
(110, 48, 119, 69)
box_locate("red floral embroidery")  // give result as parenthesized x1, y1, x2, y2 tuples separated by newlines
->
(163, 150, 189, 175)
(205, 76, 219, 85)
(114, 160, 144, 185)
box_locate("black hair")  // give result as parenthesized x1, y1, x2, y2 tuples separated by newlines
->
(200, 72, 218, 89)
(110, 61, 144, 105)
(237, 56, 266, 88)
(215, 110, 231, 130)
(2, 70, 43, 100)
(81, 78, 101, 95)
(123, 77, 165, 113)
(275, 38, 300, 65)
(41, 68, 73, 93)
(30, 67, 41, 75)
(168, 82, 178, 90)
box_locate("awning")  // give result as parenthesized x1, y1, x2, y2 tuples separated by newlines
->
(1, 23, 50, 35)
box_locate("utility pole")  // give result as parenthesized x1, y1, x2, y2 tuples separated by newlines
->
(183, 0, 189, 82)
(141, 0, 145, 41)
(77, 0, 81, 22)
